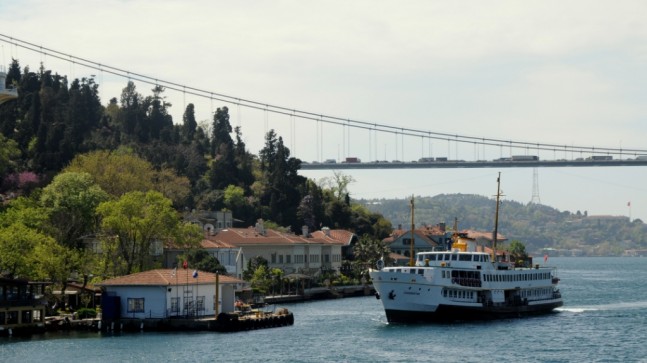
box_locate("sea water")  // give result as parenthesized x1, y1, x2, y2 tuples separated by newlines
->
(2, 257, 647, 363)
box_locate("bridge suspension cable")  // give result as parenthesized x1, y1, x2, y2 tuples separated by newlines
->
(2, 33, 647, 157)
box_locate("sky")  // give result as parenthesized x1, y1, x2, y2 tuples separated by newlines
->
(1, 0, 647, 222)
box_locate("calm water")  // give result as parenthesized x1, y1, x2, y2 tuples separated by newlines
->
(2, 257, 647, 363)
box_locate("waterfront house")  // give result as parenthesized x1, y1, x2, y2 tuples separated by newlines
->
(310, 227, 359, 260)
(383, 223, 449, 257)
(461, 229, 507, 248)
(0, 278, 49, 336)
(97, 269, 246, 320)
(166, 220, 347, 279)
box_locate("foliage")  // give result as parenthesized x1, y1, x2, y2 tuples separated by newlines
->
(185, 249, 227, 274)
(40, 172, 109, 248)
(0, 222, 42, 278)
(352, 234, 391, 282)
(64, 149, 155, 197)
(0, 133, 20, 178)
(249, 264, 271, 295)
(76, 307, 97, 319)
(96, 190, 197, 275)
(243, 256, 268, 281)
(361, 194, 647, 256)
(506, 240, 528, 261)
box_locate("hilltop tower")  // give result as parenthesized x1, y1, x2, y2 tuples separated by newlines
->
(530, 167, 541, 204)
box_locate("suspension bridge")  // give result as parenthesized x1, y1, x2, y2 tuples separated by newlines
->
(2, 34, 647, 170)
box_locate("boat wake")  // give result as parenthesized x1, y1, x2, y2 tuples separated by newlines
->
(558, 300, 647, 313)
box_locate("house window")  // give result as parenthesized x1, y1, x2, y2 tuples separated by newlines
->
(279, 255, 284, 264)
(403, 238, 411, 245)
(184, 297, 194, 315)
(171, 297, 180, 314)
(127, 298, 145, 313)
(324, 254, 330, 263)
(271, 253, 277, 264)
(196, 296, 205, 314)
(286, 255, 292, 264)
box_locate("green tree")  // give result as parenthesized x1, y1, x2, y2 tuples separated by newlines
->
(184, 249, 226, 274)
(352, 234, 391, 282)
(249, 264, 272, 295)
(64, 149, 155, 197)
(507, 240, 529, 265)
(152, 167, 191, 208)
(0, 134, 20, 178)
(31, 238, 82, 294)
(0, 222, 45, 278)
(243, 256, 268, 281)
(181, 103, 197, 144)
(258, 130, 306, 230)
(0, 196, 49, 230)
(97, 190, 199, 275)
(40, 172, 109, 248)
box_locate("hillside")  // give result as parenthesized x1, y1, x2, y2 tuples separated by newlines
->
(358, 194, 647, 256)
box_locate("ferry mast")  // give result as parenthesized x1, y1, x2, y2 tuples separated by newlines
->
(409, 196, 415, 266)
(492, 172, 502, 261)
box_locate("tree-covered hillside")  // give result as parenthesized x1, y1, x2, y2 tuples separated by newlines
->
(1, 60, 393, 284)
(358, 194, 647, 256)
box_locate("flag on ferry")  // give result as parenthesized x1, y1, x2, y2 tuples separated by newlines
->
(183, 260, 188, 269)
(544, 254, 548, 263)
(192, 270, 198, 278)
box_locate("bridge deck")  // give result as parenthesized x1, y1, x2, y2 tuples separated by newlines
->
(300, 160, 647, 170)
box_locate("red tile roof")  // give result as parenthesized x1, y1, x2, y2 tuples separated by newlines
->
(309, 229, 355, 245)
(204, 227, 345, 247)
(97, 269, 243, 287)
(462, 229, 507, 241)
(384, 230, 438, 246)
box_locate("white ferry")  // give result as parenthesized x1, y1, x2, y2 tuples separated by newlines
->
(370, 174, 563, 323)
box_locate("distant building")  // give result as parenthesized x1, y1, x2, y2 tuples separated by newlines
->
(383, 223, 451, 258)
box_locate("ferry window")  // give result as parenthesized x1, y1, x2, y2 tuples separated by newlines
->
(443, 254, 450, 261)
(410, 269, 416, 274)
(429, 254, 436, 261)
(459, 254, 471, 261)
(451, 254, 458, 261)
(418, 269, 424, 275)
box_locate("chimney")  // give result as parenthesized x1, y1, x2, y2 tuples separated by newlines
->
(255, 219, 265, 235)
(302, 225, 309, 237)
(322, 227, 330, 236)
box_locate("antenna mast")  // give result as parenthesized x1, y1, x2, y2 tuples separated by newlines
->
(531, 167, 541, 204)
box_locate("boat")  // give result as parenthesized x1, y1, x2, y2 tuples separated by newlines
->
(369, 174, 563, 323)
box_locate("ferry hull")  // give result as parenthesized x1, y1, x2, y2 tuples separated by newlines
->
(383, 300, 563, 323)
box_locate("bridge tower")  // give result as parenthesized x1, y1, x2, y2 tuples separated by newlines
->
(0, 66, 19, 105)
(530, 167, 541, 204)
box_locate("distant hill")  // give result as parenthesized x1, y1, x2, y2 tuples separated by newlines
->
(357, 194, 647, 256)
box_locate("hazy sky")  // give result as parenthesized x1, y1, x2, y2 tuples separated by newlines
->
(2, 1, 647, 222)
